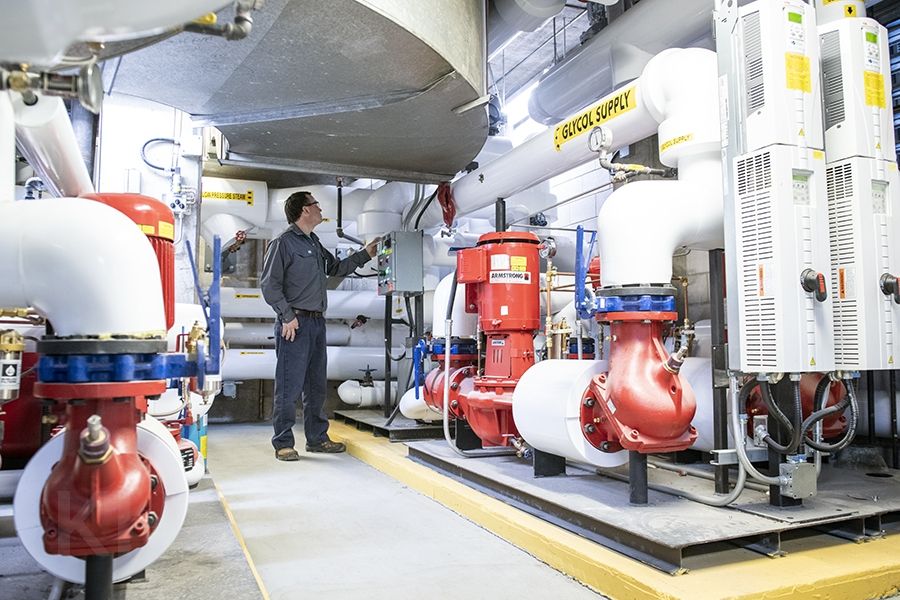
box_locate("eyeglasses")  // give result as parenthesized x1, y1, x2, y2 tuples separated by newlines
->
(305, 201, 320, 208)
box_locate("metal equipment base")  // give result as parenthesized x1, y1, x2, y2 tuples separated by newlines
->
(335, 409, 446, 442)
(407, 440, 900, 574)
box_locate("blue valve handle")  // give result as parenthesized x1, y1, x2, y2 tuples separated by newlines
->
(413, 339, 428, 400)
(179, 236, 222, 380)
(575, 226, 598, 319)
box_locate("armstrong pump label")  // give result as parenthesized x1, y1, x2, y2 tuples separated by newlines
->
(489, 271, 531, 284)
(553, 86, 637, 151)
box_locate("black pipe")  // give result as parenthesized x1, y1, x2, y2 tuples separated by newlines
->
(383, 295, 392, 419)
(335, 178, 364, 245)
(628, 451, 648, 505)
(890, 371, 898, 468)
(708, 249, 729, 493)
(867, 371, 876, 445)
(84, 555, 113, 600)
(495, 198, 506, 232)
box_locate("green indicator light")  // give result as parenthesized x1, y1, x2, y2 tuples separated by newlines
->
(788, 12, 803, 24)
(866, 32, 878, 44)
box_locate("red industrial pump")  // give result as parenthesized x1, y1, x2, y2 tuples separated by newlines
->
(424, 232, 542, 446)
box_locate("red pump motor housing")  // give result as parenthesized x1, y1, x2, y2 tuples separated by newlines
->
(582, 307, 698, 454)
(81, 193, 176, 331)
(424, 232, 541, 446)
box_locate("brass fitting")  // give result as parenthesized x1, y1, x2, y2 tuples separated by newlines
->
(0, 330, 24, 353)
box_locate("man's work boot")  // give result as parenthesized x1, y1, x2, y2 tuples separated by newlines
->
(305, 438, 346, 453)
(275, 447, 301, 461)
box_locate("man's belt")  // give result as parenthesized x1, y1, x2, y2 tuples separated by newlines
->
(293, 308, 324, 318)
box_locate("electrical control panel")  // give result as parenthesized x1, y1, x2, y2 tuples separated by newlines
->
(819, 18, 895, 163)
(376, 231, 424, 296)
(737, 0, 823, 153)
(733, 146, 834, 374)
(827, 157, 900, 371)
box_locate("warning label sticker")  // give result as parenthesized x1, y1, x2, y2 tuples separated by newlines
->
(510, 256, 527, 272)
(490, 271, 531, 285)
(785, 53, 812, 93)
(202, 189, 255, 206)
(864, 71, 886, 108)
(837, 266, 856, 300)
(553, 86, 637, 151)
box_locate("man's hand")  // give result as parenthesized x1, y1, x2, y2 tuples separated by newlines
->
(281, 317, 299, 342)
(365, 236, 382, 258)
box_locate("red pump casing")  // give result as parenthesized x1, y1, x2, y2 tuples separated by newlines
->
(36, 380, 167, 557)
(81, 193, 176, 331)
(582, 311, 698, 453)
(745, 374, 848, 439)
(424, 232, 541, 446)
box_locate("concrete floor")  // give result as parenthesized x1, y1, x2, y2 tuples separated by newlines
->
(208, 422, 605, 600)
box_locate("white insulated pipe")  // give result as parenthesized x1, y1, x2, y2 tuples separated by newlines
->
(432, 273, 477, 338)
(450, 76, 656, 218)
(337, 379, 398, 409)
(0, 92, 14, 203)
(221, 287, 385, 320)
(221, 347, 403, 382)
(12, 94, 94, 198)
(0, 198, 166, 336)
(597, 48, 723, 286)
(528, 0, 715, 124)
(223, 321, 406, 348)
(398, 386, 442, 421)
(488, 0, 566, 55)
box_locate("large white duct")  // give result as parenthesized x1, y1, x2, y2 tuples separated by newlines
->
(597, 49, 722, 286)
(488, 0, 566, 55)
(0, 93, 14, 203)
(221, 287, 388, 320)
(398, 386, 442, 422)
(0, 198, 165, 336)
(221, 347, 402, 381)
(529, 0, 715, 124)
(357, 181, 419, 237)
(13, 94, 94, 198)
(513, 359, 628, 467)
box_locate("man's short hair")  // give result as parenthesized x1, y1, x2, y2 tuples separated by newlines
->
(284, 191, 315, 223)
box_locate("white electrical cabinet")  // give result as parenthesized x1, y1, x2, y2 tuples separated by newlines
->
(820, 18, 895, 163)
(738, 0, 824, 153)
(729, 0, 834, 374)
(734, 146, 834, 373)
(826, 157, 900, 371)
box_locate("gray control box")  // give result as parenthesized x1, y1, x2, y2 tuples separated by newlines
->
(376, 231, 424, 295)
(779, 462, 817, 499)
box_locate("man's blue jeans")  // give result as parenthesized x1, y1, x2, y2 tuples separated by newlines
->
(272, 314, 329, 450)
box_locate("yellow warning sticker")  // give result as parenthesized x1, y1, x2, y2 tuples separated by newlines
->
(785, 53, 812, 93)
(553, 86, 637, 151)
(660, 134, 693, 154)
(202, 189, 255, 206)
(810, 357, 817, 367)
(864, 71, 886, 108)
(510, 256, 527, 272)
(889, 355, 894, 365)
(822, 0, 840, 4)
(813, 150, 825, 160)
(158, 221, 175, 241)
(239, 351, 265, 355)
(139, 224, 156, 236)
(844, 4, 858, 17)
(235, 293, 261, 299)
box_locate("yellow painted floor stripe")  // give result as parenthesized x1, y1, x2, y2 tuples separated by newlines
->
(213, 480, 272, 600)
(329, 420, 900, 600)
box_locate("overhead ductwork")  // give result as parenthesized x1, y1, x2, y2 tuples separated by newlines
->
(105, 0, 489, 183)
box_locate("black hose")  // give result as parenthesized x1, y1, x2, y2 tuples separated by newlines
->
(140, 137, 177, 172)
(446, 271, 458, 321)
(414, 188, 439, 230)
(761, 380, 803, 454)
(804, 378, 858, 453)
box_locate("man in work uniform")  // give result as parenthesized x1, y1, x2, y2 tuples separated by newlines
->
(261, 191, 378, 461)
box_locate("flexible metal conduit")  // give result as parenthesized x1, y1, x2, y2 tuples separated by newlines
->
(730, 375, 786, 486)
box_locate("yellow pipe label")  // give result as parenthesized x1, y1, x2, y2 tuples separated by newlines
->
(158, 221, 175, 241)
(202, 189, 255, 206)
(659, 134, 693, 154)
(553, 86, 637, 151)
